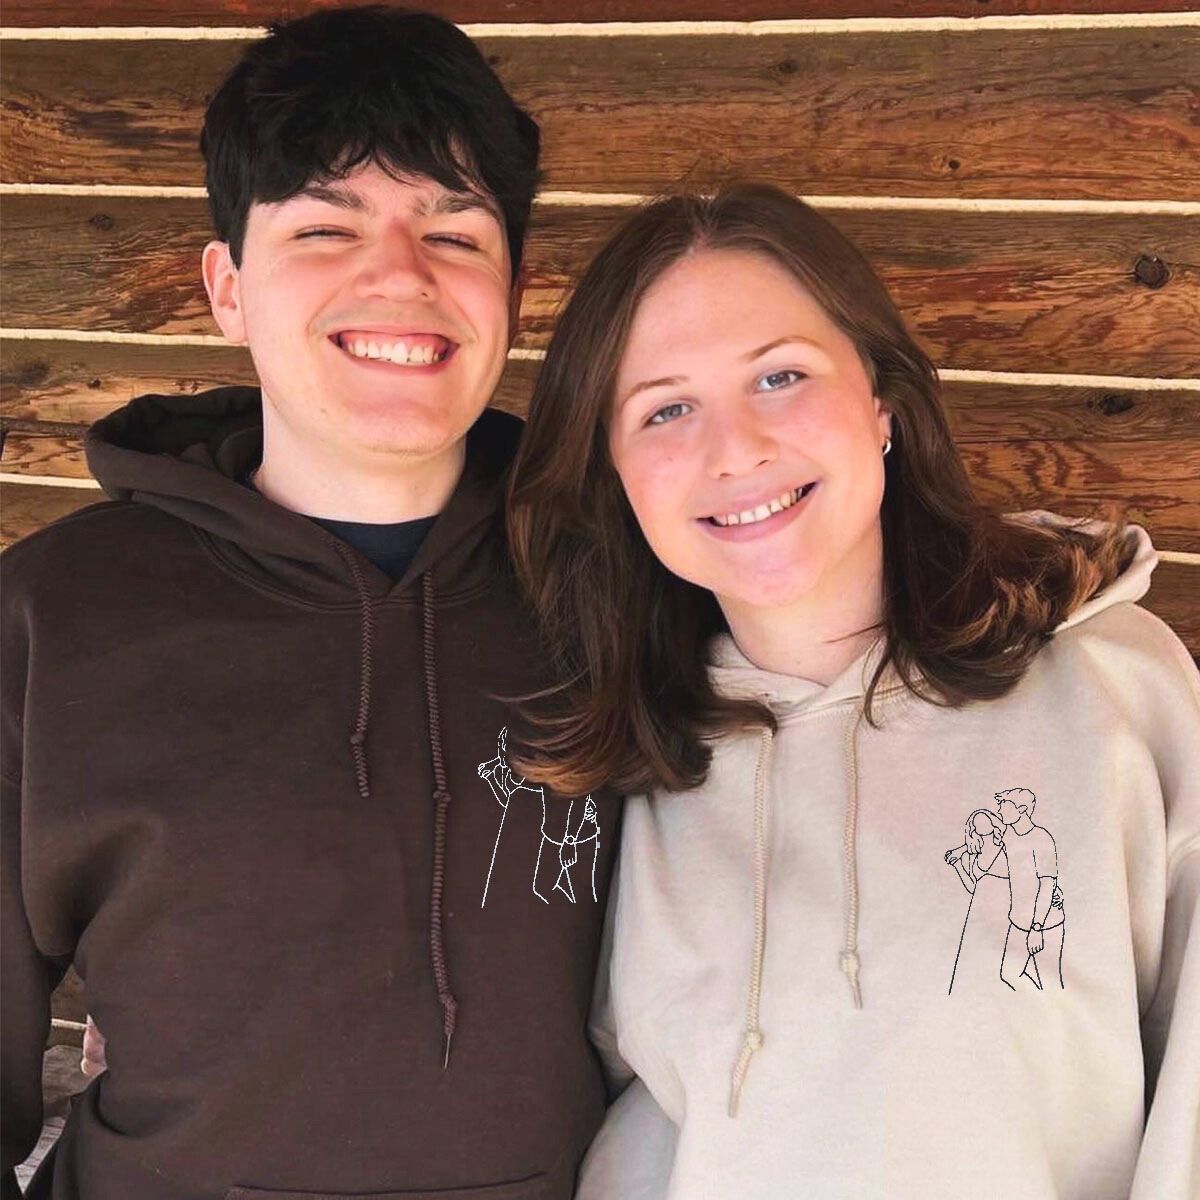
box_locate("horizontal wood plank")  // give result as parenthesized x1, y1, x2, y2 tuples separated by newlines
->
(4, 1, 1196, 25)
(4, 28, 1197, 198)
(958, 438, 1200, 551)
(6, 427, 1198, 551)
(4, 475, 1195, 653)
(1142, 560, 1200, 656)
(5, 199, 1197, 375)
(0, 482, 101, 547)
(5, 338, 1200, 442)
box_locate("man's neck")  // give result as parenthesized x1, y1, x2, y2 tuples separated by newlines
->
(252, 430, 467, 524)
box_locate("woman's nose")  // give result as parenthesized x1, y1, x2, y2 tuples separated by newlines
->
(706, 409, 778, 479)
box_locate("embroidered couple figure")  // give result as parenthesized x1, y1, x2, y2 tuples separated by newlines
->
(945, 787, 1065, 994)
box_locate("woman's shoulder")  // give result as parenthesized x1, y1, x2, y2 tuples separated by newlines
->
(1048, 599, 1197, 693)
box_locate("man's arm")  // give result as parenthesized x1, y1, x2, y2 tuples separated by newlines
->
(1, 773, 66, 1198)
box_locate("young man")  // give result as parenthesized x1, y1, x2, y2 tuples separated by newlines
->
(1, 10, 620, 1198)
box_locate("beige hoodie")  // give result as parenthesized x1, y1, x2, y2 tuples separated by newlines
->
(579, 524, 1199, 1200)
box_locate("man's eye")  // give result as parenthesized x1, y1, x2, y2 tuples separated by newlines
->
(647, 402, 692, 426)
(427, 234, 478, 250)
(755, 369, 806, 392)
(296, 228, 350, 240)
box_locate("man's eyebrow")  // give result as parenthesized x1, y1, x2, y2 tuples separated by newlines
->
(419, 191, 504, 223)
(741, 335, 824, 361)
(294, 183, 371, 212)
(618, 375, 688, 410)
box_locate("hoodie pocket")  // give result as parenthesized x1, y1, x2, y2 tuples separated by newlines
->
(225, 1175, 550, 1200)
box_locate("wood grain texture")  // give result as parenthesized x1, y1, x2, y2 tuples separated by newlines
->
(4, 0, 1196, 26)
(1143, 560, 1200, 655)
(0, 483, 101, 547)
(5, 198, 1198, 375)
(958, 438, 1200, 551)
(3, 475, 1195, 652)
(5, 338, 1199, 441)
(4, 28, 1197, 198)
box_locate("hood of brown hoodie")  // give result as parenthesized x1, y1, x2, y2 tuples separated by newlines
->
(85, 386, 518, 607)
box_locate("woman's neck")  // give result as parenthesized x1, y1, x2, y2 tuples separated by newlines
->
(719, 539, 886, 686)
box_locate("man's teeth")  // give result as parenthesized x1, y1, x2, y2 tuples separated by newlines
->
(340, 336, 447, 365)
(711, 484, 813, 528)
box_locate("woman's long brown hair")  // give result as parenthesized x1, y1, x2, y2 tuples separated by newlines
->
(507, 183, 1133, 796)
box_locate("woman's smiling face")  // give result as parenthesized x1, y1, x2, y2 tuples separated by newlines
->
(608, 247, 892, 615)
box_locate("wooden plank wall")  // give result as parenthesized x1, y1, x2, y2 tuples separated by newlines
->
(2, 5, 1198, 653)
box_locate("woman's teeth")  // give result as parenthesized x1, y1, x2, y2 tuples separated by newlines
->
(710, 483, 815, 527)
(338, 336, 448, 365)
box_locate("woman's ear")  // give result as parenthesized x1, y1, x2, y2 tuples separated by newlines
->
(202, 240, 247, 345)
(875, 394, 895, 444)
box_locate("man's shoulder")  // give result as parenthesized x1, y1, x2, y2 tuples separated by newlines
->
(2, 499, 190, 598)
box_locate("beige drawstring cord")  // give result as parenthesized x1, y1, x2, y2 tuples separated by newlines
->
(729, 725, 775, 1118)
(841, 706, 866, 1009)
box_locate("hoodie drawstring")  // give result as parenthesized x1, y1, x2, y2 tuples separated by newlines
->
(422, 572, 459, 1069)
(729, 725, 775, 1118)
(333, 543, 374, 801)
(840, 706, 866, 1009)
(333, 543, 459, 1068)
(728, 702, 868, 1117)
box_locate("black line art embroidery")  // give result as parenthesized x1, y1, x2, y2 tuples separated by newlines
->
(477, 727, 601, 909)
(944, 788, 1065, 994)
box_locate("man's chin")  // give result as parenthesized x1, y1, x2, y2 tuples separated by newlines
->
(340, 405, 482, 462)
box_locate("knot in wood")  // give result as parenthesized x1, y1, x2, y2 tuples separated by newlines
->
(88, 212, 115, 232)
(1088, 392, 1135, 418)
(1133, 254, 1169, 289)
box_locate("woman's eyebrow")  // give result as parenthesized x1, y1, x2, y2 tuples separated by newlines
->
(618, 375, 688, 410)
(741, 335, 824, 362)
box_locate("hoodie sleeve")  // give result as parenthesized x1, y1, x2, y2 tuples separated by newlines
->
(576, 857, 678, 1200)
(1, 774, 62, 1196)
(1125, 611, 1200, 1200)
(1, 556, 67, 1193)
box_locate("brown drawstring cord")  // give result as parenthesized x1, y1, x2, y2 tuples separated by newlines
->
(333, 542, 374, 801)
(422, 571, 459, 1068)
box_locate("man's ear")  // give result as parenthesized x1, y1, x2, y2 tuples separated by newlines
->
(507, 264, 527, 348)
(202, 240, 247, 345)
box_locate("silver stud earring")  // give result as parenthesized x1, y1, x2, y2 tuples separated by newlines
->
(882, 437, 893, 457)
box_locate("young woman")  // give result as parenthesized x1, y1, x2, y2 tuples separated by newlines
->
(507, 184, 1199, 1199)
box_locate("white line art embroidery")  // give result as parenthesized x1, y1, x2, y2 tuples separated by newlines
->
(477, 727, 601, 909)
(944, 787, 1065, 994)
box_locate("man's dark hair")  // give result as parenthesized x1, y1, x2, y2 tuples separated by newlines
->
(201, 6, 541, 276)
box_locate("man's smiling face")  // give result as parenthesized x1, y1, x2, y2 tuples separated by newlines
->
(205, 160, 515, 472)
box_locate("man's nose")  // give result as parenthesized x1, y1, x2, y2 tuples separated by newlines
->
(356, 230, 437, 301)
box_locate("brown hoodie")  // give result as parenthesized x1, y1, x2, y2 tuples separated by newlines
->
(1, 388, 620, 1200)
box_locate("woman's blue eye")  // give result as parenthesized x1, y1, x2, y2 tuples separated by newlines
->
(755, 369, 805, 392)
(648, 402, 692, 426)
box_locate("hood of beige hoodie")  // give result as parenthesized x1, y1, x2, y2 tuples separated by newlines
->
(706, 515, 1157, 1115)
